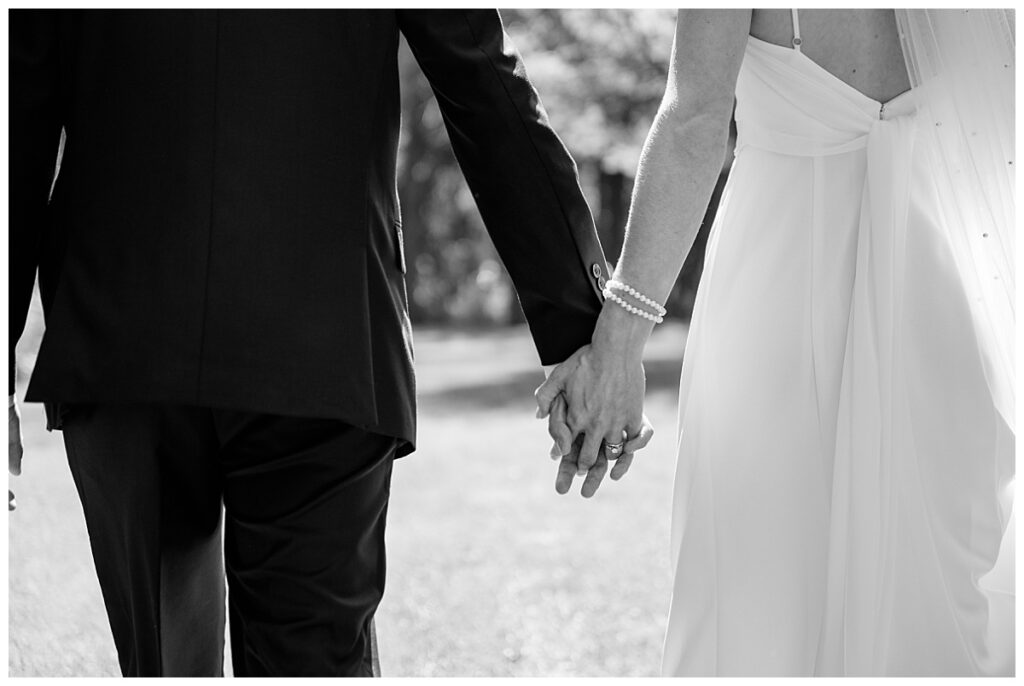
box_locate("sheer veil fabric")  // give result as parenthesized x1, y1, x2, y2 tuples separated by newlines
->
(663, 10, 1014, 676)
(894, 9, 1016, 674)
(896, 8, 1015, 429)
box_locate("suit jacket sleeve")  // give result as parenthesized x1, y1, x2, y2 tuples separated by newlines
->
(10, 11, 63, 395)
(398, 10, 607, 366)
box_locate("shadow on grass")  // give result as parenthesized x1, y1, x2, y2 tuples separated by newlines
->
(418, 358, 684, 413)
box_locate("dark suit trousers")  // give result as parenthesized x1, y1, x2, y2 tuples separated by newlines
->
(61, 404, 396, 677)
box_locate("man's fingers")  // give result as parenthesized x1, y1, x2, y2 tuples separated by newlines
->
(535, 346, 589, 419)
(555, 453, 578, 495)
(609, 452, 635, 481)
(555, 434, 584, 494)
(547, 394, 574, 458)
(580, 455, 608, 498)
(534, 365, 571, 418)
(576, 430, 604, 476)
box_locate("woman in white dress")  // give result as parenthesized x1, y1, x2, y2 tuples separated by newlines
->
(536, 9, 1014, 677)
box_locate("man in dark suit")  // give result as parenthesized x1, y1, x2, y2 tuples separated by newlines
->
(10, 10, 612, 677)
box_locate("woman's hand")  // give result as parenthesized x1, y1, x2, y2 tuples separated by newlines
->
(535, 305, 655, 493)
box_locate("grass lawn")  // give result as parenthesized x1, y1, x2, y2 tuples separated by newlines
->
(9, 296, 688, 677)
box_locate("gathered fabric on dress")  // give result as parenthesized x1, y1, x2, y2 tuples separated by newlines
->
(662, 26, 1014, 677)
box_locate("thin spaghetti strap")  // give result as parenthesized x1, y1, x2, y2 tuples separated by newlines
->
(791, 8, 803, 51)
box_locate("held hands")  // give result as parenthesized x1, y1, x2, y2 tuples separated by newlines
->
(535, 338, 654, 497)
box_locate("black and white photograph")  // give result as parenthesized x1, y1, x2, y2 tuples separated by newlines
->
(7, 6, 1016, 678)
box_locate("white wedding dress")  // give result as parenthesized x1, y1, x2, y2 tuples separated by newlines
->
(663, 12, 1015, 677)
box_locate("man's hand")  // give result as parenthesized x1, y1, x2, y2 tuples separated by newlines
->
(10, 398, 23, 511)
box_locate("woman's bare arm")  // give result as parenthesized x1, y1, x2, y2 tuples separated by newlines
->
(615, 9, 750, 312)
(537, 10, 752, 491)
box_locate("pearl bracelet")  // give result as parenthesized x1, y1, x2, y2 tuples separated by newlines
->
(606, 279, 667, 316)
(603, 287, 665, 324)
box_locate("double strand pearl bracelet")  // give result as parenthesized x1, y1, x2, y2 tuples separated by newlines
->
(607, 279, 667, 316)
(602, 283, 665, 324)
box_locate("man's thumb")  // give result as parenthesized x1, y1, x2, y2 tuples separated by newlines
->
(534, 368, 568, 418)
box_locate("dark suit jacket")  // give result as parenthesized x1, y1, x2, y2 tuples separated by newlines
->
(10, 10, 607, 455)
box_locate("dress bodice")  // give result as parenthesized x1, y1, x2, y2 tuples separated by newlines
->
(734, 35, 917, 158)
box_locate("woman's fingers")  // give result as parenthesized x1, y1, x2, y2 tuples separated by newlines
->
(606, 415, 655, 481)
(602, 427, 628, 461)
(547, 392, 652, 494)
(609, 416, 651, 481)
(580, 455, 609, 497)
(609, 452, 634, 480)
(576, 429, 605, 475)
(623, 415, 655, 454)
(553, 428, 637, 495)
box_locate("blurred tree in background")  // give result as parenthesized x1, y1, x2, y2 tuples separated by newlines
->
(397, 9, 734, 325)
